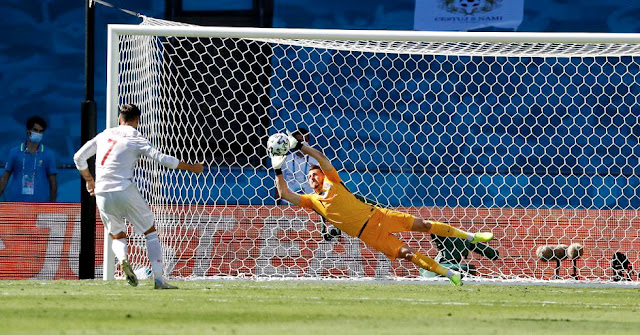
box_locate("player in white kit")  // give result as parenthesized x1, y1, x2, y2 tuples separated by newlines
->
(74, 104, 204, 289)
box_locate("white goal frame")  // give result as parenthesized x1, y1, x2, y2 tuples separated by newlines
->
(104, 23, 640, 281)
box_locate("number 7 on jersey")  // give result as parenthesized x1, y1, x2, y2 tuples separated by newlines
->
(101, 139, 118, 165)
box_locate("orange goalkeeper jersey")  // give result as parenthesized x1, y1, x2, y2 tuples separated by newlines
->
(299, 168, 376, 237)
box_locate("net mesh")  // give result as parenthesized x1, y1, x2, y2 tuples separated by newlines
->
(112, 17, 640, 283)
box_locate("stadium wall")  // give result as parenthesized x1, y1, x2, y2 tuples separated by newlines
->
(1, 203, 637, 281)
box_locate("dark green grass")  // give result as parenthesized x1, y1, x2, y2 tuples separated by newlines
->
(0, 280, 638, 334)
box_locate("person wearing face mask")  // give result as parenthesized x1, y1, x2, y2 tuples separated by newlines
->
(0, 116, 57, 202)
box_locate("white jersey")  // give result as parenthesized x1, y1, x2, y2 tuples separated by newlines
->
(73, 125, 179, 194)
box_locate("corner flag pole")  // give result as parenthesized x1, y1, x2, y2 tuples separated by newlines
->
(79, 0, 97, 280)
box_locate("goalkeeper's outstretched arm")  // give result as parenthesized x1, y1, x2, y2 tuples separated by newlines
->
(274, 172, 301, 205)
(271, 134, 332, 205)
(300, 145, 334, 172)
(270, 149, 301, 205)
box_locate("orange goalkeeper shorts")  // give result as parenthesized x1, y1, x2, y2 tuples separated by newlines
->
(358, 207, 415, 260)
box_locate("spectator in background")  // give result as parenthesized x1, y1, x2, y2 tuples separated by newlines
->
(0, 116, 57, 202)
(282, 128, 318, 195)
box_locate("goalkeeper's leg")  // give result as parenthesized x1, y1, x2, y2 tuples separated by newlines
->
(413, 218, 493, 244)
(398, 245, 462, 286)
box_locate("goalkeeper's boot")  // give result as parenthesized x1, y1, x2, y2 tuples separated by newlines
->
(154, 280, 179, 290)
(449, 272, 463, 286)
(121, 260, 138, 287)
(470, 232, 494, 244)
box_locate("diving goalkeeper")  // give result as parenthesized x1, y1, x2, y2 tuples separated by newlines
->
(270, 135, 494, 286)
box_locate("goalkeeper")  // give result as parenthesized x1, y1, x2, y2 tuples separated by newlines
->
(271, 135, 494, 286)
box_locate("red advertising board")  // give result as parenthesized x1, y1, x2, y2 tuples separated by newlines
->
(0, 203, 103, 279)
(1, 203, 638, 281)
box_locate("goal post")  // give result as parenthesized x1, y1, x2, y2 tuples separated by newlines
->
(105, 18, 640, 283)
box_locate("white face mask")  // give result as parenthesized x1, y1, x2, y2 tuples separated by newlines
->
(29, 132, 43, 143)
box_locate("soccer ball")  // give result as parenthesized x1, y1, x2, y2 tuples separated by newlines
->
(267, 133, 290, 156)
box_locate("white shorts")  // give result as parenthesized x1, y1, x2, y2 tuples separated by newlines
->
(96, 184, 154, 235)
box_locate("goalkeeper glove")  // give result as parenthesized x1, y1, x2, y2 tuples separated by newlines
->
(270, 154, 286, 170)
(269, 136, 287, 175)
(287, 131, 304, 151)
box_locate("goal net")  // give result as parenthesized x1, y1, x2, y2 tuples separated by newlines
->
(105, 17, 640, 283)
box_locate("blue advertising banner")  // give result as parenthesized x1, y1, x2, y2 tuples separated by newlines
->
(414, 0, 524, 31)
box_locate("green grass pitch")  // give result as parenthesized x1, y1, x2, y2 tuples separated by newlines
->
(1, 280, 638, 334)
